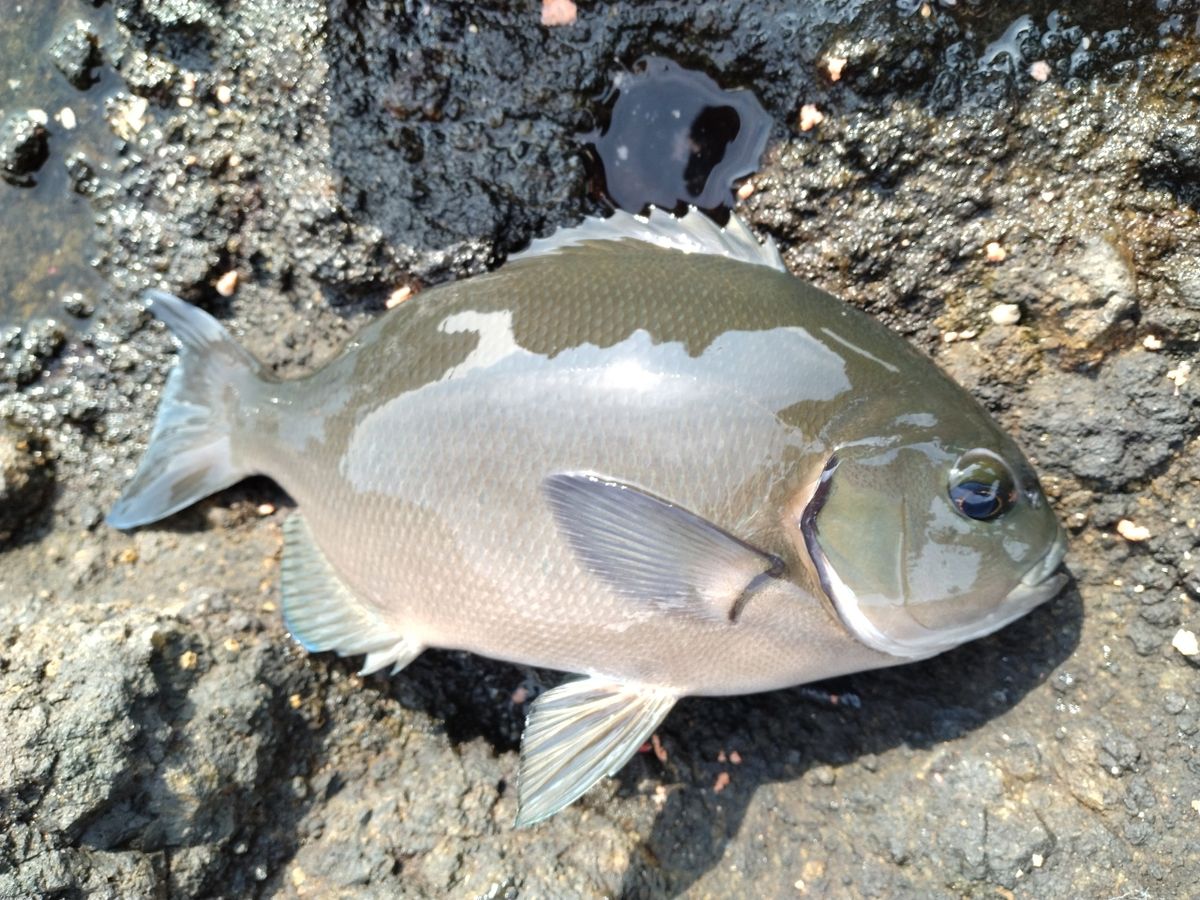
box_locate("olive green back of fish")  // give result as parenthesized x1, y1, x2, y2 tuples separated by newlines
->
(272, 237, 1001, 482)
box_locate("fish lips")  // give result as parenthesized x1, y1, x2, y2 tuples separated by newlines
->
(800, 454, 1069, 660)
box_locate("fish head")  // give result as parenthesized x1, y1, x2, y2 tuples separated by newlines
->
(796, 429, 1067, 660)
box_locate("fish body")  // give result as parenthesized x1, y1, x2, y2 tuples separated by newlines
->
(109, 211, 1066, 824)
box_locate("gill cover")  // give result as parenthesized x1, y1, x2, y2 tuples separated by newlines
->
(802, 441, 1066, 660)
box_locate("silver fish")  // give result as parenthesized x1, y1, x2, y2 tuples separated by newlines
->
(109, 210, 1067, 825)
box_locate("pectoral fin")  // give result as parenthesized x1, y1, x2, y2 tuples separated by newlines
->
(281, 513, 423, 676)
(543, 472, 784, 622)
(516, 677, 676, 826)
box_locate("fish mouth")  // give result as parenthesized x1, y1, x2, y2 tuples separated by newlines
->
(1003, 525, 1070, 612)
(1020, 526, 1068, 587)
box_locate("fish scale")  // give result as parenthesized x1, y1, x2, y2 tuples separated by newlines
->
(108, 209, 1065, 825)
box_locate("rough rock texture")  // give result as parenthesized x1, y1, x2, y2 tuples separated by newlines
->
(48, 18, 102, 90)
(0, 113, 50, 187)
(1, 1, 1198, 897)
(0, 424, 52, 544)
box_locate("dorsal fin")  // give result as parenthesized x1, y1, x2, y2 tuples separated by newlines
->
(511, 208, 786, 273)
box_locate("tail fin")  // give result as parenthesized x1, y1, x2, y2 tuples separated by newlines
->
(107, 290, 264, 529)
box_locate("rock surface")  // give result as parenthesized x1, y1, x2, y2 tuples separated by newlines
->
(48, 18, 101, 90)
(0, 112, 49, 187)
(1, 1, 1198, 897)
(0, 424, 52, 544)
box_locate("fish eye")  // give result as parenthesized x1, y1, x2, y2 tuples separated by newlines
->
(948, 451, 1016, 522)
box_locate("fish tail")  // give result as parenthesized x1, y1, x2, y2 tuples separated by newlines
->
(107, 290, 265, 529)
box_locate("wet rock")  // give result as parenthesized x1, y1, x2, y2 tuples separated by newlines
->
(1142, 253, 1200, 343)
(118, 0, 222, 32)
(64, 151, 100, 197)
(1141, 121, 1200, 212)
(0, 112, 50, 187)
(822, 4, 948, 99)
(61, 292, 96, 319)
(1023, 351, 1199, 490)
(115, 47, 177, 100)
(48, 19, 102, 90)
(112, 0, 222, 67)
(0, 424, 51, 544)
(0, 318, 67, 386)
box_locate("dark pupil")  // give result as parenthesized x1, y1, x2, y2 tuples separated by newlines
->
(949, 452, 1018, 522)
(950, 480, 1007, 520)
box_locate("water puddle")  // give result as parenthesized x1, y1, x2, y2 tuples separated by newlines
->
(584, 57, 771, 215)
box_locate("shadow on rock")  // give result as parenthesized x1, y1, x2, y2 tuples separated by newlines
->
(382, 647, 538, 757)
(0, 423, 55, 548)
(618, 580, 1083, 897)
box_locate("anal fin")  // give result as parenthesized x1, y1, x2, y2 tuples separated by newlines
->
(281, 513, 422, 676)
(516, 677, 676, 827)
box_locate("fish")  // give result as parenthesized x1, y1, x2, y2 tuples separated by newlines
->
(108, 209, 1068, 826)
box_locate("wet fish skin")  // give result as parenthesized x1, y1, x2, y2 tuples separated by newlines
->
(108, 210, 1066, 824)
(250, 240, 898, 695)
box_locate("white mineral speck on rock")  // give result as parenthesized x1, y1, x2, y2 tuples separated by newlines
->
(985, 241, 1007, 263)
(1030, 60, 1052, 82)
(990, 303, 1021, 326)
(541, 0, 577, 26)
(798, 104, 825, 131)
(386, 285, 413, 308)
(825, 57, 847, 82)
(215, 270, 238, 297)
(1167, 361, 1191, 393)
(1143, 334, 1164, 350)
(112, 96, 149, 139)
(1116, 519, 1151, 542)
(216, 84, 233, 104)
(1172, 629, 1198, 657)
(57, 107, 76, 129)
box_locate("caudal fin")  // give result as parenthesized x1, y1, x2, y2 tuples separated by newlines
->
(107, 290, 263, 529)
